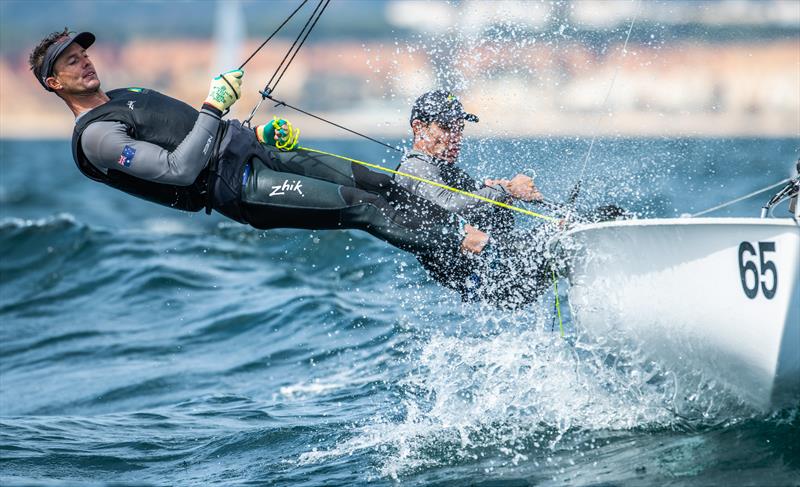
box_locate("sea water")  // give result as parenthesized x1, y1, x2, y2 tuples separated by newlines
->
(1, 137, 798, 486)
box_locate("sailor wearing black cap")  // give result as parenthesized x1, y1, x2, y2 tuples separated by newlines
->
(399, 90, 552, 307)
(399, 90, 543, 237)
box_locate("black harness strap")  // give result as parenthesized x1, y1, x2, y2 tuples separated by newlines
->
(205, 120, 228, 215)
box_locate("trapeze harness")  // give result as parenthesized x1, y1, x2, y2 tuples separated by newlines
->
(71, 88, 212, 213)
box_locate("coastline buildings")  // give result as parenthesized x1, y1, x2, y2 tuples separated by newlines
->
(1, 0, 797, 138)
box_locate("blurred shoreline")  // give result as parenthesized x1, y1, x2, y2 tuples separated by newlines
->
(3, 0, 799, 141)
(3, 38, 798, 139)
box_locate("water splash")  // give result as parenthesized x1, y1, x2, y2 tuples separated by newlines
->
(298, 307, 688, 479)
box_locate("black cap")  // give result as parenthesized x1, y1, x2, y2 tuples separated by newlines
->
(410, 90, 479, 128)
(34, 31, 95, 92)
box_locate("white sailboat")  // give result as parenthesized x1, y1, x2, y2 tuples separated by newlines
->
(554, 174, 800, 410)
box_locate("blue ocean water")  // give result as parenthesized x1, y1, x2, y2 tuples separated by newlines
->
(1, 136, 798, 486)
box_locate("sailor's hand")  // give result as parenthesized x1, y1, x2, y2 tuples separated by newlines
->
(484, 178, 508, 188)
(505, 174, 543, 202)
(461, 224, 489, 254)
(204, 69, 244, 112)
(255, 117, 300, 151)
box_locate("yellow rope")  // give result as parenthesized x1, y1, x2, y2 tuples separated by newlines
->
(551, 267, 564, 337)
(296, 146, 558, 223)
(272, 117, 300, 150)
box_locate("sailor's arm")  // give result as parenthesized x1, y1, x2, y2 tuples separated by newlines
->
(81, 109, 221, 185)
(398, 157, 510, 214)
(414, 181, 510, 214)
(81, 69, 244, 186)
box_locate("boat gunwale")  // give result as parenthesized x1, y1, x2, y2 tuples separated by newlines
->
(561, 216, 800, 239)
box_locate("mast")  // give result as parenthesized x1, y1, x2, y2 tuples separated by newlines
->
(213, 0, 245, 74)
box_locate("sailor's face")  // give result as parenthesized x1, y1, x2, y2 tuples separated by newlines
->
(48, 42, 100, 94)
(427, 121, 464, 163)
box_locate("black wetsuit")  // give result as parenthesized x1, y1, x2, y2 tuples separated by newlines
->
(71, 88, 461, 257)
(415, 226, 554, 309)
(396, 150, 553, 308)
(217, 121, 459, 256)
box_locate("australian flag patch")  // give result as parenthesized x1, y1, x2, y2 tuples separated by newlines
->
(118, 145, 136, 167)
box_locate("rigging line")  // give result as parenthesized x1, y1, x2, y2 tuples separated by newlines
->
(690, 178, 791, 217)
(242, 1, 570, 216)
(538, 199, 569, 214)
(270, 0, 331, 93)
(238, 0, 310, 70)
(264, 0, 326, 93)
(568, 0, 640, 208)
(242, 1, 574, 219)
(243, 0, 328, 127)
(266, 94, 401, 152)
(268, 92, 580, 217)
(297, 145, 559, 222)
(268, 91, 579, 217)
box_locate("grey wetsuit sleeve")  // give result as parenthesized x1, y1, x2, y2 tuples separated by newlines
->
(80, 108, 221, 186)
(397, 157, 511, 216)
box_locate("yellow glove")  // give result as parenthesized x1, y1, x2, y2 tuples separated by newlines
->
(204, 69, 244, 112)
(255, 117, 300, 151)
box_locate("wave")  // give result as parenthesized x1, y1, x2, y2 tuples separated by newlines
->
(294, 309, 779, 480)
(4, 136, 798, 484)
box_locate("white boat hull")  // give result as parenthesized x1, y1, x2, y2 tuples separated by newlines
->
(557, 217, 800, 410)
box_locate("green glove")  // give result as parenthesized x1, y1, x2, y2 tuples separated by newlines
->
(204, 69, 244, 112)
(255, 116, 300, 150)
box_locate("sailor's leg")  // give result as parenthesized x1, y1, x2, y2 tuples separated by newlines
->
(477, 259, 548, 308)
(475, 228, 554, 308)
(223, 121, 379, 189)
(240, 160, 460, 255)
(258, 146, 393, 192)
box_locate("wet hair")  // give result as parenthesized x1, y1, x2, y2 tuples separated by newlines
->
(29, 27, 70, 77)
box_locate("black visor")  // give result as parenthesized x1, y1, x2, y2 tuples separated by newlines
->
(35, 31, 95, 92)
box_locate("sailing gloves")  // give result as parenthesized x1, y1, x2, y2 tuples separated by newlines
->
(201, 67, 299, 150)
(255, 117, 300, 151)
(203, 69, 244, 113)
